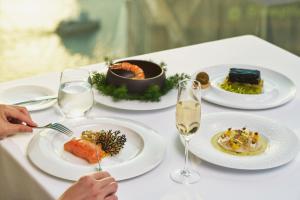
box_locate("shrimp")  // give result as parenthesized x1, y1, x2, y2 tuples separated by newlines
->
(110, 62, 145, 79)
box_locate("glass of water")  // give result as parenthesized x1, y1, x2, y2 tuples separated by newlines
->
(58, 68, 94, 118)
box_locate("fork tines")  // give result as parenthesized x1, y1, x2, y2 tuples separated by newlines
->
(50, 123, 73, 137)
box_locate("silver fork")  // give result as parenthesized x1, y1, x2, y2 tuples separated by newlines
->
(34, 123, 73, 137)
(95, 147, 102, 171)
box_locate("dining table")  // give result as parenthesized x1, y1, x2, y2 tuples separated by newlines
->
(1, 35, 300, 200)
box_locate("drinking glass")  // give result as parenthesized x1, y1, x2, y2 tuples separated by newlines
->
(58, 68, 94, 118)
(170, 79, 201, 184)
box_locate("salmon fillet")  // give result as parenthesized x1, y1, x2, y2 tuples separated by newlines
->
(64, 138, 105, 164)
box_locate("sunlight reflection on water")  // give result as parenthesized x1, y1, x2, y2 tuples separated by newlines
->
(1, 0, 300, 82)
(0, 0, 126, 82)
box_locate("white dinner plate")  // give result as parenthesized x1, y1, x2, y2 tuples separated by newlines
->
(184, 112, 299, 170)
(194, 64, 296, 109)
(93, 88, 177, 111)
(27, 117, 166, 181)
(0, 85, 57, 111)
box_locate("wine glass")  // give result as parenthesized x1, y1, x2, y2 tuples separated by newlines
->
(170, 79, 201, 184)
(58, 68, 94, 118)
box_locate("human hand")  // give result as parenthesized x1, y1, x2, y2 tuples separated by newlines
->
(0, 104, 37, 139)
(59, 171, 118, 200)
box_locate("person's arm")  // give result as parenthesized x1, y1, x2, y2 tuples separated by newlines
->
(0, 104, 37, 139)
(59, 171, 118, 200)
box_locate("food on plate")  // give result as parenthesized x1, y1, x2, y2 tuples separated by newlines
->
(110, 62, 145, 80)
(81, 130, 126, 156)
(92, 71, 190, 102)
(92, 57, 191, 101)
(211, 127, 268, 156)
(64, 138, 106, 164)
(220, 68, 264, 94)
(64, 129, 127, 164)
(196, 72, 210, 89)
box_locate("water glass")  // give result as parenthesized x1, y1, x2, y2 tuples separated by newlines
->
(58, 68, 94, 118)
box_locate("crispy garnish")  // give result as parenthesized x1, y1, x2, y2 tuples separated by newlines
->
(81, 130, 126, 156)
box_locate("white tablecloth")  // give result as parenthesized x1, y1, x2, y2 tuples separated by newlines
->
(1, 35, 300, 200)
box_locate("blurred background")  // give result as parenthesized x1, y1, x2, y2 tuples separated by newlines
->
(0, 0, 300, 82)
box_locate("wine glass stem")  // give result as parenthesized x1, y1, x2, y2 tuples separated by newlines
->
(183, 138, 190, 175)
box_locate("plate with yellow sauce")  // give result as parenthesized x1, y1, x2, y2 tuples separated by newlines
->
(186, 112, 299, 170)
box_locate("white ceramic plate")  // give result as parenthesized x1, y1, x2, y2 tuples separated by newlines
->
(185, 112, 299, 170)
(194, 64, 296, 109)
(93, 88, 177, 111)
(0, 85, 57, 111)
(27, 117, 166, 181)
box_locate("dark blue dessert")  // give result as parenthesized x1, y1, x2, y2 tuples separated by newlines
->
(228, 68, 261, 85)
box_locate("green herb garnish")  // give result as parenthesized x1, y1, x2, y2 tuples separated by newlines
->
(92, 72, 190, 102)
(220, 77, 263, 94)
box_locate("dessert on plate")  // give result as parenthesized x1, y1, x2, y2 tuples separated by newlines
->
(220, 68, 264, 94)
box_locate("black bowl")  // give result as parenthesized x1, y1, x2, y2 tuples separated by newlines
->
(106, 60, 166, 94)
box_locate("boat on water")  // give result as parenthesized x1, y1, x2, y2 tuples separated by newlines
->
(55, 12, 100, 36)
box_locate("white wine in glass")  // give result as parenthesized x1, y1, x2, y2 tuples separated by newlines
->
(170, 79, 201, 184)
(176, 100, 201, 137)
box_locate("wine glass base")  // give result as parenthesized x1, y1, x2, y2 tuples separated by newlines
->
(170, 169, 200, 184)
